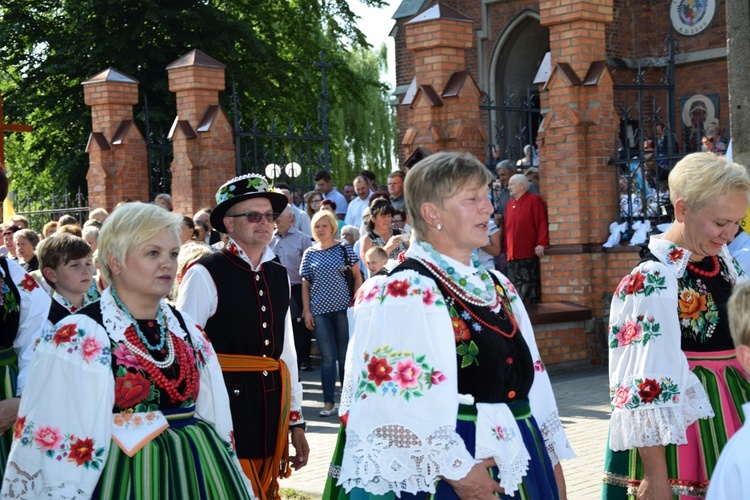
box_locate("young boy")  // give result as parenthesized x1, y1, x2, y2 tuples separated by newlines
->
(365, 246, 389, 277)
(37, 234, 95, 324)
(706, 281, 750, 499)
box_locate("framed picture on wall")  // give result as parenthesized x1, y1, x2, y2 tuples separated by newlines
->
(680, 92, 721, 153)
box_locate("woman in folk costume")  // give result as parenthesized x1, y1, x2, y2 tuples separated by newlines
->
(1, 203, 253, 498)
(602, 152, 750, 499)
(0, 164, 51, 481)
(326, 152, 574, 499)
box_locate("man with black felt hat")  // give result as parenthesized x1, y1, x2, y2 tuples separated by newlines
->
(177, 174, 309, 500)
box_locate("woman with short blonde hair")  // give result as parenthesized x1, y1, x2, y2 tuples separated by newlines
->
(2, 203, 253, 498)
(301, 209, 363, 417)
(325, 151, 571, 499)
(603, 152, 750, 498)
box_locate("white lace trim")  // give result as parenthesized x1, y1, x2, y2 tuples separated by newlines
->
(1, 461, 89, 498)
(338, 424, 476, 495)
(474, 441, 529, 495)
(539, 410, 576, 466)
(609, 384, 714, 451)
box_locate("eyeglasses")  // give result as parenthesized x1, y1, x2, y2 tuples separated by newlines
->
(227, 211, 278, 223)
(310, 198, 322, 204)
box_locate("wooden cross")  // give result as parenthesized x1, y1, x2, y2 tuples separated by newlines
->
(0, 93, 33, 166)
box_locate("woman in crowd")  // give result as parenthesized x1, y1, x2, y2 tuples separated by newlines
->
(328, 152, 572, 499)
(14, 229, 40, 272)
(42, 221, 58, 239)
(301, 210, 363, 417)
(359, 197, 409, 264)
(305, 191, 323, 222)
(2, 225, 20, 260)
(0, 165, 51, 481)
(180, 215, 196, 244)
(1, 203, 253, 498)
(505, 173, 549, 306)
(602, 152, 750, 499)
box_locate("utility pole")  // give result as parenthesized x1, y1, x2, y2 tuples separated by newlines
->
(727, 0, 750, 167)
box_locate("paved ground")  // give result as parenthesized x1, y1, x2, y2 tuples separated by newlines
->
(279, 365, 611, 499)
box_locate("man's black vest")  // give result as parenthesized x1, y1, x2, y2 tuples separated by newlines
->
(198, 249, 290, 459)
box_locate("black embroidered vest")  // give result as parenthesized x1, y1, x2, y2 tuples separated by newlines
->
(198, 249, 291, 459)
(396, 259, 534, 404)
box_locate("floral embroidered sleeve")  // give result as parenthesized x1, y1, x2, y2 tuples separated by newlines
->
(338, 271, 476, 496)
(5, 258, 51, 396)
(1, 315, 114, 498)
(493, 272, 575, 466)
(607, 260, 713, 451)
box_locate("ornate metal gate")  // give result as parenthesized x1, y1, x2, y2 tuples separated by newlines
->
(232, 53, 331, 190)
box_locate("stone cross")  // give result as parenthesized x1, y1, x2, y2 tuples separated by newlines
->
(0, 93, 33, 166)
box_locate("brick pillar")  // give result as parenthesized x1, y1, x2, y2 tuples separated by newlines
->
(167, 50, 235, 216)
(82, 68, 149, 211)
(538, 0, 620, 320)
(400, 4, 485, 161)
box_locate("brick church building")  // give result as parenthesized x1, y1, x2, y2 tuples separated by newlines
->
(387, 0, 729, 366)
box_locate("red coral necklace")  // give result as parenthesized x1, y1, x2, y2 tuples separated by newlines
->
(123, 325, 199, 403)
(686, 256, 720, 278)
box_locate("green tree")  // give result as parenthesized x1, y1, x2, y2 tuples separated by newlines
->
(0, 0, 391, 204)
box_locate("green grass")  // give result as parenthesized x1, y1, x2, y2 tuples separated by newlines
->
(279, 487, 320, 500)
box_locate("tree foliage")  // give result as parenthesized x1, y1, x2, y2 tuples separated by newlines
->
(0, 0, 395, 203)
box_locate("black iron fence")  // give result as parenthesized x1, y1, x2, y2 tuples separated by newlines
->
(10, 188, 89, 232)
(231, 53, 331, 191)
(611, 32, 685, 239)
(480, 87, 541, 167)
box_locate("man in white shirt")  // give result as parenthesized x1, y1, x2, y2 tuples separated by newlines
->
(178, 174, 309, 499)
(344, 176, 372, 228)
(314, 170, 347, 220)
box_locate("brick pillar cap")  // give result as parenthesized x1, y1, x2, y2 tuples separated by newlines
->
(405, 3, 472, 25)
(166, 49, 226, 70)
(82, 68, 138, 86)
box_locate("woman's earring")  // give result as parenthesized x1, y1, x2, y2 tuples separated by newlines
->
(437, 223, 442, 231)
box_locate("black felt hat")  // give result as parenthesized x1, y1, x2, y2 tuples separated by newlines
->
(210, 174, 288, 233)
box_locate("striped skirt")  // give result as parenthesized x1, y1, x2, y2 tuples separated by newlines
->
(324, 400, 558, 500)
(0, 346, 18, 482)
(93, 407, 251, 499)
(602, 350, 750, 499)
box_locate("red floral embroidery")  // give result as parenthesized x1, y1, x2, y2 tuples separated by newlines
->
(19, 274, 39, 292)
(68, 437, 95, 466)
(53, 324, 78, 346)
(452, 317, 471, 343)
(625, 271, 646, 294)
(290, 410, 302, 423)
(114, 372, 153, 409)
(386, 279, 410, 298)
(13, 416, 25, 440)
(668, 247, 684, 262)
(638, 378, 663, 403)
(367, 356, 393, 386)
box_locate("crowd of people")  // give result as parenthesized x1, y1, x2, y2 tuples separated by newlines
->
(0, 146, 749, 499)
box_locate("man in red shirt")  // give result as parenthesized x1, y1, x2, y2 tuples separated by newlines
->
(504, 174, 549, 305)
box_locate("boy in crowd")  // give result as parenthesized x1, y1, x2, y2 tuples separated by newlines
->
(707, 281, 750, 499)
(365, 246, 389, 278)
(37, 234, 95, 324)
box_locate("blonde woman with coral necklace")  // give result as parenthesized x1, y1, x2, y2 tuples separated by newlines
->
(2, 203, 253, 498)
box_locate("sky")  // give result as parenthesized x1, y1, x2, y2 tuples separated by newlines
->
(349, 0, 397, 88)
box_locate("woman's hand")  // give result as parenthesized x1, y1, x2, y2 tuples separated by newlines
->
(444, 458, 504, 499)
(303, 310, 315, 330)
(384, 235, 402, 255)
(534, 245, 545, 258)
(0, 398, 21, 435)
(637, 476, 672, 500)
(637, 446, 671, 500)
